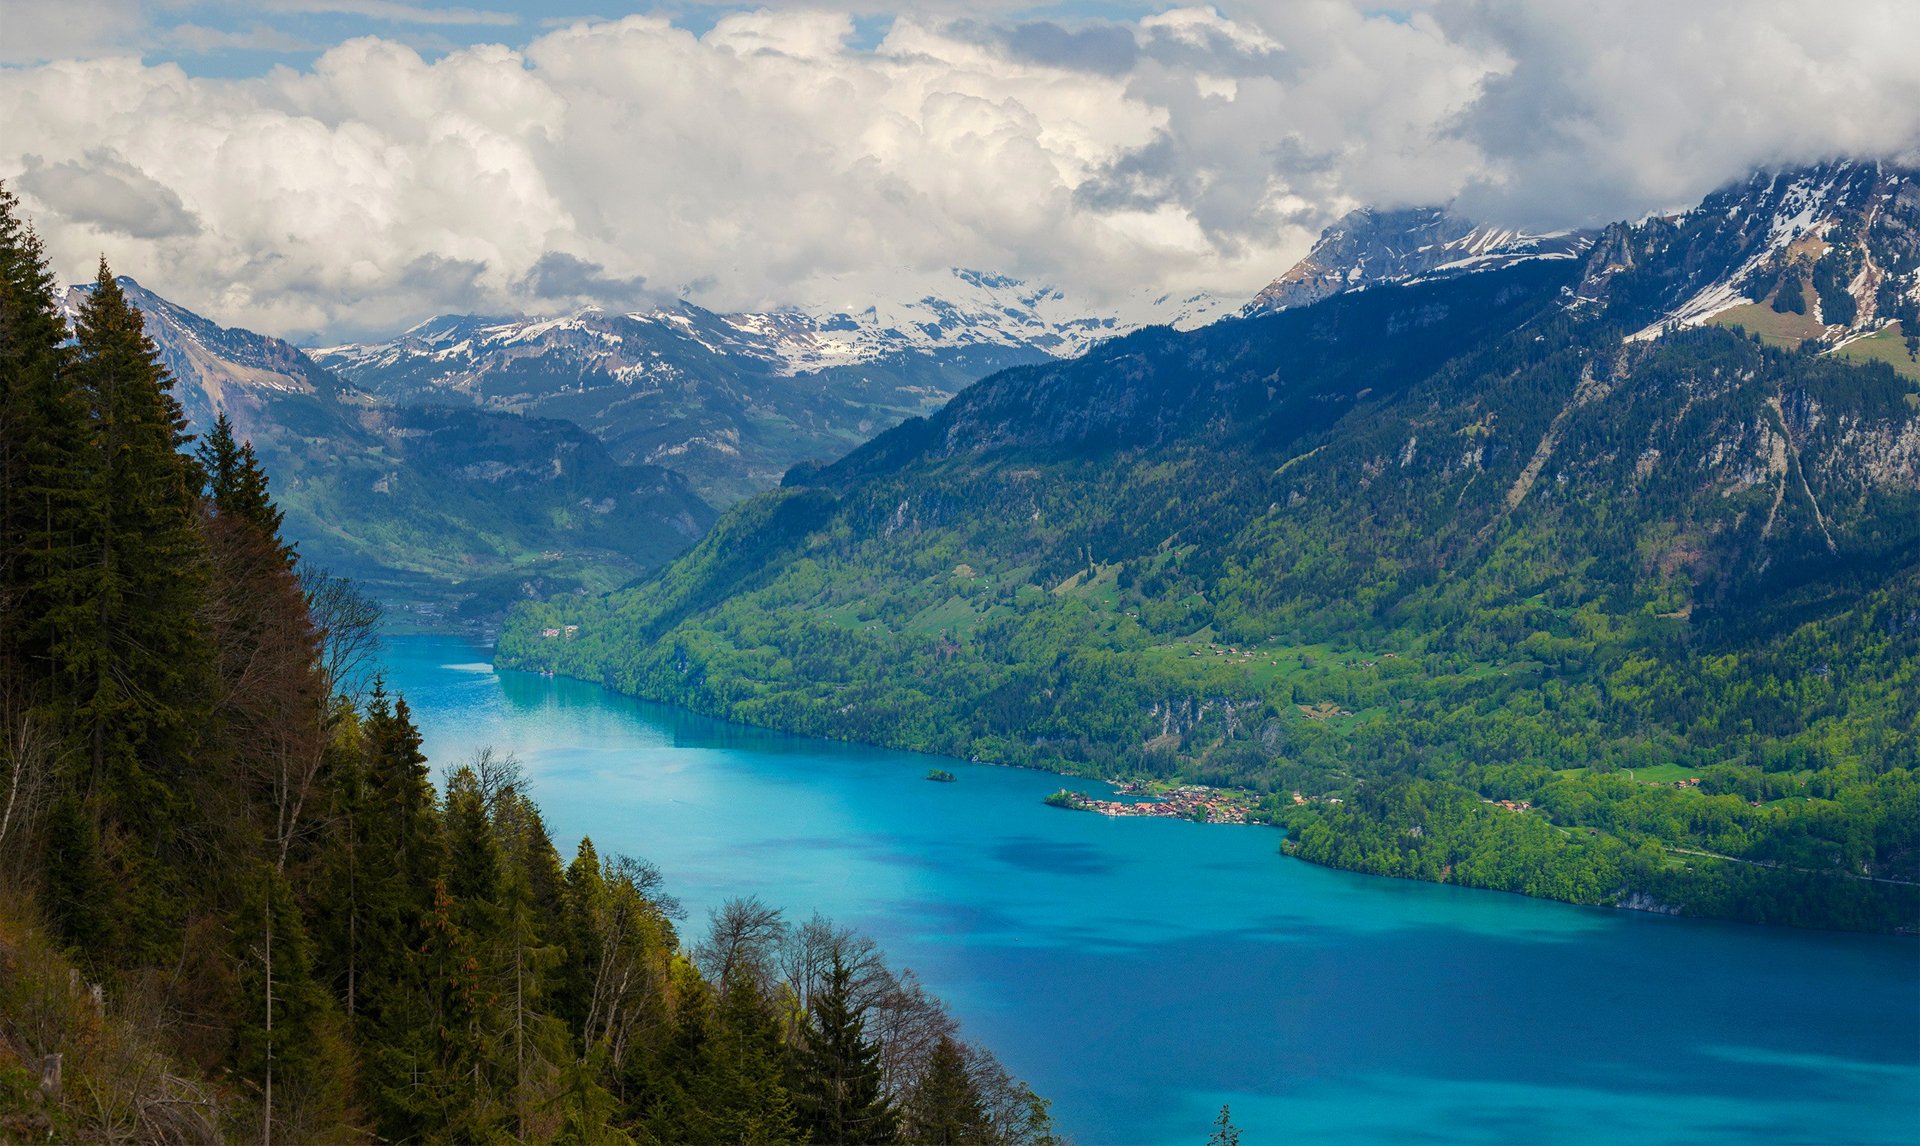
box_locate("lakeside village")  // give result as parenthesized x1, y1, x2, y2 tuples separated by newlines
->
(1045, 781, 1261, 824)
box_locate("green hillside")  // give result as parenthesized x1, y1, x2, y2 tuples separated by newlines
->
(502, 248, 1920, 931)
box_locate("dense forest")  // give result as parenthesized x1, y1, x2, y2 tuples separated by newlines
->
(501, 169, 1920, 934)
(0, 186, 1055, 1142)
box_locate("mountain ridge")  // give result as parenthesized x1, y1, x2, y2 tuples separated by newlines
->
(306, 269, 1237, 505)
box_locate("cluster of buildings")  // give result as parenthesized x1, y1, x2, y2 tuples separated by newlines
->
(1051, 783, 1252, 824)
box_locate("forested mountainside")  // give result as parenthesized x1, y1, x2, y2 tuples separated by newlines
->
(0, 188, 1053, 1143)
(68, 279, 717, 622)
(501, 162, 1920, 932)
(311, 270, 1231, 506)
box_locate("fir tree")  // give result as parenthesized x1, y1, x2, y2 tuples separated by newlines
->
(1206, 1104, 1241, 1146)
(794, 951, 897, 1145)
(233, 862, 350, 1143)
(903, 1036, 989, 1145)
(197, 411, 292, 563)
(39, 792, 114, 955)
(0, 183, 86, 718)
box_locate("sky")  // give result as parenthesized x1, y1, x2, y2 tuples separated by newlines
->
(1, 1, 1917, 342)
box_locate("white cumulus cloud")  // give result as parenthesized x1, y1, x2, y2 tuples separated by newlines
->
(0, 2, 1913, 341)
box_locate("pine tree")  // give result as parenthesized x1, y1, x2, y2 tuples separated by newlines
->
(51, 261, 212, 962)
(0, 183, 70, 693)
(793, 952, 897, 1145)
(233, 862, 350, 1143)
(39, 791, 114, 955)
(0, 184, 87, 719)
(65, 262, 210, 785)
(198, 411, 292, 563)
(1206, 1104, 1241, 1146)
(903, 1036, 989, 1145)
(355, 687, 443, 1024)
(557, 836, 607, 1042)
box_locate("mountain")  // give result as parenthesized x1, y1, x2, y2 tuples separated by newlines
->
(1242, 206, 1593, 315)
(310, 269, 1235, 504)
(71, 278, 717, 620)
(498, 161, 1920, 932)
(1573, 160, 1920, 351)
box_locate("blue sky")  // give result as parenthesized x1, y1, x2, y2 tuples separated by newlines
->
(17, 2, 1177, 77)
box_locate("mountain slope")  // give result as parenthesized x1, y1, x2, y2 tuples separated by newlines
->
(499, 164, 1920, 931)
(311, 270, 1234, 504)
(74, 279, 717, 618)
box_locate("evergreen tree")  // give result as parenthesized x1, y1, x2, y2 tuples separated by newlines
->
(51, 261, 212, 961)
(557, 835, 607, 1042)
(39, 792, 114, 955)
(0, 182, 71, 697)
(1205, 1104, 1241, 1146)
(354, 686, 452, 1135)
(64, 261, 210, 780)
(233, 862, 350, 1142)
(0, 183, 87, 719)
(794, 952, 897, 1145)
(197, 411, 291, 563)
(903, 1036, 989, 1145)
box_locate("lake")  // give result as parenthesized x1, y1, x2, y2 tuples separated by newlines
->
(384, 634, 1920, 1144)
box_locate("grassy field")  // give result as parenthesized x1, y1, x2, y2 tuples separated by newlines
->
(1829, 322, 1920, 381)
(1708, 303, 1829, 349)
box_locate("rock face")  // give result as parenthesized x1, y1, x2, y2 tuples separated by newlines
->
(1242, 206, 1593, 316)
(309, 269, 1236, 504)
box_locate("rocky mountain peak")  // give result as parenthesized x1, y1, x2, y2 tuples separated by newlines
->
(1573, 158, 1920, 345)
(1242, 206, 1592, 316)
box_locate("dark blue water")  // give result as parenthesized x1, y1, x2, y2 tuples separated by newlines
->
(385, 635, 1920, 1144)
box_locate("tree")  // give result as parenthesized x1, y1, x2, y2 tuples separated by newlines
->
(198, 412, 292, 564)
(0, 181, 75, 707)
(56, 262, 212, 962)
(232, 862, 349, 1144)
(902, 1036, 988, 1145)
(793, 951, 897, 1145)
(1206, 1103, 1241, 1146)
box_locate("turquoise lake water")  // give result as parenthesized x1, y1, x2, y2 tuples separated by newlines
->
(383, 634, 1920, 1145)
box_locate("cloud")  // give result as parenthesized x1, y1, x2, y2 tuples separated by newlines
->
(0, 0, 146, 65)
(0, 2, 1913, 341)
(516, 251, 657, 309)
(14, 149, 201, 239)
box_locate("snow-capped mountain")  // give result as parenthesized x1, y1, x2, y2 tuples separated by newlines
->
(308, 269, 1236, 503)
(1572, 160, 1920, 344)
(1242, 206, 1593, 316)
(312, 266, 1231, 387)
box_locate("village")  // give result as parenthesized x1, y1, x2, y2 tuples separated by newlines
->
(1045, 781, 1255, 824)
